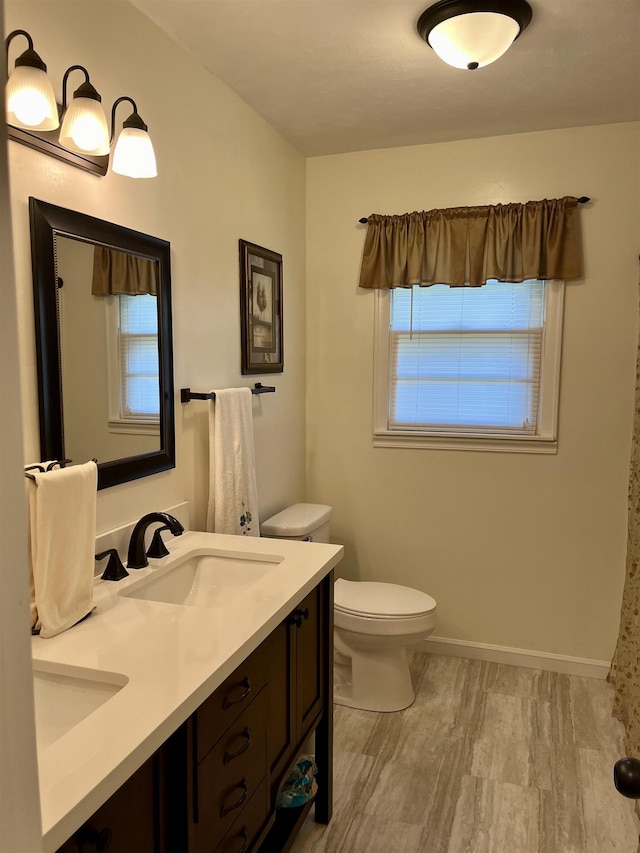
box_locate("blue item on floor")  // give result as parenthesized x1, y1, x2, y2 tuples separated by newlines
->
(276, 755, 318, 808)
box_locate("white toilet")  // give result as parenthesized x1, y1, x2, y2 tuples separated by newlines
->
(261, 503, 438, 713)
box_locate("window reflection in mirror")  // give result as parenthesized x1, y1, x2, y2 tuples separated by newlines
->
(55, 237, 161, 467)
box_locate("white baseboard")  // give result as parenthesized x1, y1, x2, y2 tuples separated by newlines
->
(419, 635, 611, 680)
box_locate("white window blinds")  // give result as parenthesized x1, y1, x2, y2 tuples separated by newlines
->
(118, 294, 160, 419)
(389, 281, 545, 434)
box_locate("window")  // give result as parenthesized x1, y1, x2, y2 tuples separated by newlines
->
(106, 294, 160, 435)
(373, 280, 564, 453)
(118, 294, 160, 420)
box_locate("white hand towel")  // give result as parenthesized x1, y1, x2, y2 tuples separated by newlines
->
(206, 388, 260, 536)
(26, 461, 97, 638)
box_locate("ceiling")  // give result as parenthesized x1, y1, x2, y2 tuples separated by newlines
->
(133, 0, 640, 156)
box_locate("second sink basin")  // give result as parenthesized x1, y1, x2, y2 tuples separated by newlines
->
(32, 661, 128, 752)
(119, 549, 284, 608)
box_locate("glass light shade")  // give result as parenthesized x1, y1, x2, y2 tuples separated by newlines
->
(428, 11, 520, 69)
(112, 127, 157, 178)
(59, 97, 110, 155)
(6, 65, 59, 130)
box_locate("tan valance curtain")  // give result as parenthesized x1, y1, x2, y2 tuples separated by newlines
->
(358, 196, 583, 289)
(91, 246, 158, 297)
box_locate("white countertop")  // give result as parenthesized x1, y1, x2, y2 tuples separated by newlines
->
(31, 530, 343, 852)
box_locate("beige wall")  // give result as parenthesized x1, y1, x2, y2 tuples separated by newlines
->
(306, 123, 640, 662)
(7, 1, 307, 535)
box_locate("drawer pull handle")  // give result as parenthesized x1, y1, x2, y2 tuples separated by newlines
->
(79, 825, 113, 851)
(234, 828, 249, 853)
(221, 777, 249, 817)
(289, 607, 310, 628)
(224, 728, 252, 764)
(223, 677, 251, 709)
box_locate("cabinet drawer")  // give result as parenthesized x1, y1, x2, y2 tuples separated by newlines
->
(194, 689, 268, 851)
(213, 779, 269, 853)
(196, 639, 271, 762)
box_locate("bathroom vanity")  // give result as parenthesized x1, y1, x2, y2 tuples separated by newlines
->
(32, 531, 342, 853)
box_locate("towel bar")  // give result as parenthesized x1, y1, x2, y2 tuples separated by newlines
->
(180, 383, 275, 403)
(24, 458, 97, 480)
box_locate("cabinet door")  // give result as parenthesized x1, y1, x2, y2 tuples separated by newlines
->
(294, 585, 324, 742)
(56, 753, 160, 853)
(266, 586, 325, 802)
(265, 618, 295, 803)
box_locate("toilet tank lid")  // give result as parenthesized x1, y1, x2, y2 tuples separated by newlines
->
(260, 503, 332, 537)
(335, 579, 437, 618)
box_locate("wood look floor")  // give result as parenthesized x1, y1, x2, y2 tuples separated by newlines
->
(290, 652, 640, 853)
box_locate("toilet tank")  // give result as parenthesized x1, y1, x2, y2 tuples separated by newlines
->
(260, 503, 332, 543)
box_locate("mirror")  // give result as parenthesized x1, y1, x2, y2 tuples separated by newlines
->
(29, 198, 175, 489)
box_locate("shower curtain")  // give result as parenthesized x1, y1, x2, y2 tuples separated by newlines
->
(609, 265, 640, 835)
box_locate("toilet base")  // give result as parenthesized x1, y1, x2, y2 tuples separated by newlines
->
(333, 645, 416, 713)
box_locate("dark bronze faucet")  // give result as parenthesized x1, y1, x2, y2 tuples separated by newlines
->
(127, 512, 184, 569)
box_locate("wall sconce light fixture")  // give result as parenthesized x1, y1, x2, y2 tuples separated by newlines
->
(5, 29, 58, 130)
(58, 65, 110, 156)
(417, 0, 532, 70)
(111, 96, 157, 179)
(5, 28, 157, 178)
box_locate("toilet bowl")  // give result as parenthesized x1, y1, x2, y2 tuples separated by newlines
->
(334, 579, 437, 712)
(260, 504, 438, 713)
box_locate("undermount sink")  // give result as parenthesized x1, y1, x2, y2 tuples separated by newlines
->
(119, 549, 284, 608)
(32, 661, 128, 752)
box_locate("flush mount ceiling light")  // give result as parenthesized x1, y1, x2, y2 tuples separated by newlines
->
(417, 0, 533, 70)
(4, 27, 158, 178)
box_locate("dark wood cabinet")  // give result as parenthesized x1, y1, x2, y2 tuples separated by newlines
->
(266, 584, 328, 806)
(192, 574, 333, 853)
(294, 585, 325, 742)
(55, 573, 333, 853)
(191, 686, 270, 852)
(259, 576, 334, 849)
(55, 752, 163, 853)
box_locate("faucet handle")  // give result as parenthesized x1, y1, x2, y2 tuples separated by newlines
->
(146, 525, 171, 559)
(95, 549, 129, 582)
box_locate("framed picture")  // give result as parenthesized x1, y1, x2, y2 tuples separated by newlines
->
(239, 239, 283, 374)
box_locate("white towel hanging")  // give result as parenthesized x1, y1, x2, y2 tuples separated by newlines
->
(206, 388, 260, 536)
(26, 460, 97, 637)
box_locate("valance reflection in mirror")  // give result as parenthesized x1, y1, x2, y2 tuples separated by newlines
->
(30, 198, 175, 489)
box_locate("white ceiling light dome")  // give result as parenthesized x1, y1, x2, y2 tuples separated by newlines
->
(417, 0, 533, 70)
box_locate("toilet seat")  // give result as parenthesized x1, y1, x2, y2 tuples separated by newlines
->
(335, 606, 438, 637)
(334, 579, 437, 638)
(334, 579, 436, 619)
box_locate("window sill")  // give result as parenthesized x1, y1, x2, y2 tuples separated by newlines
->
(108, 419, 161, 437)
(373, 431, 558, 454)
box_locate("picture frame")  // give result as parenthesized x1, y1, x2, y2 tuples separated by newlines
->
(239, 239, 283, 374)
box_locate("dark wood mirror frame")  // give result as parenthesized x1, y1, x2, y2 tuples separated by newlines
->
(29, 197, 175, 490)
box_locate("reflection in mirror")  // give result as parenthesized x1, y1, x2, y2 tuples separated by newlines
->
(56, 238, 160, 466)
(29, 198, 175, 489)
